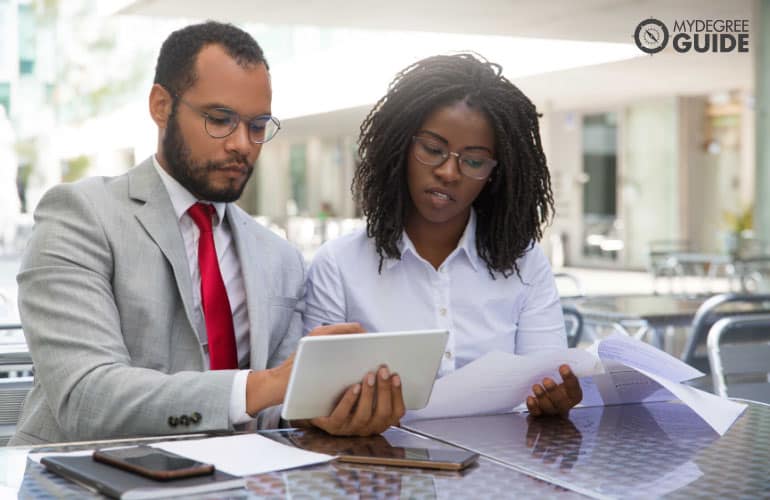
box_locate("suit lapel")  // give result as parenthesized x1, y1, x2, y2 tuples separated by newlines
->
(228, 205, 270, 370)
(129, 160, 202, 354)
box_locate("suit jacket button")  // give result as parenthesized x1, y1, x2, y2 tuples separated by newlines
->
(191, 412, 202, 424)
(180, 415, 190, 426)
(168, 416, 179, 427)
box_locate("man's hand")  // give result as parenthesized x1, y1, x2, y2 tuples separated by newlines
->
(526, 364, 582, 417)
(311, 365, 405, 436)
(246, 323, 365, 416)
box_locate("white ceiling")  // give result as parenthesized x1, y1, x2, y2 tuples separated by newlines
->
(120, 0, 754, 43)
(119, 0, 756, 136)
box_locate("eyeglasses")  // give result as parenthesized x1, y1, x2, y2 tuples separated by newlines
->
(174, 94, 281, 144)
(411, 136, 497, 180)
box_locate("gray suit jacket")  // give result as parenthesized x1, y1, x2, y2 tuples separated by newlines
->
(11, 158, 304, 445)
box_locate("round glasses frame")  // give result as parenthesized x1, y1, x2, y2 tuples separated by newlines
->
(411, 136, 497, 180)
(174, 94, 281, 144)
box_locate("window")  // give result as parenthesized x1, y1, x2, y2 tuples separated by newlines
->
(289, 143, 308, 214)
(581, 113, 621, 261)
(0, 82, 10, 114)
(18, 3, 35, 75)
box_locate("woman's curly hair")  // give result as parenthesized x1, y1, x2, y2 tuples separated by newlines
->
(353, 53, 554, 278)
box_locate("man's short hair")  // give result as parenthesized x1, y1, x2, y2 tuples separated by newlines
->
(154, 20, 268, 96)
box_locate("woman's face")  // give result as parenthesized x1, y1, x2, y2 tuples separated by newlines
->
(406, 99, 496, 230)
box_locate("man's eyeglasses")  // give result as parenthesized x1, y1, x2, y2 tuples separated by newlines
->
(411, 136, 497, 180)
(174, 94, 281, 144)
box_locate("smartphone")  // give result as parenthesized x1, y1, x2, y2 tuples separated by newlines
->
(92, 446, 215, 481)
(273, 428, 479, 471)
(336, 445, 479, 471)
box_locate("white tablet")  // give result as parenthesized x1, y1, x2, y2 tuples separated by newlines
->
(281, 329, 449, 420)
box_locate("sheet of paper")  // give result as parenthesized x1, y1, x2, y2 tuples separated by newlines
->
(633, 366, 747, 436)
(29, 435, 334, 477)
(582, 359, 675, 406)
(403, 348, 603, 422)
(594, 333, 705, 382)
(151, 434, 334, 477)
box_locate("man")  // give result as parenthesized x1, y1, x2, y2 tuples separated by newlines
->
(11, 21, 403, 445)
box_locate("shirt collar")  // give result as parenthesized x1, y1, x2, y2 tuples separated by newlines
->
(385, 209, 480, 272)
(152, 155, 227, 226)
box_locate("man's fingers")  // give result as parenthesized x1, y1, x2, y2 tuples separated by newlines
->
(369, 366, 393, 433)
(329, 383, 360, 422)
(350, 372, 376, 431)
(391, 374, 406, 422)
(560, 365, 583, 404)
(308, 322, 365, 337)
(312, 383, 360, 434)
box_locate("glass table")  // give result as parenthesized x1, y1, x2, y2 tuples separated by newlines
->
(1, 427, 578, 499)
(3, 400, 766, 498)
(404, 400, 770, 499)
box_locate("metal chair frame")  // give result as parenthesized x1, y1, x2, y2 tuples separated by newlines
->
(683, 293, 770, 373)
(707, 314, 770, 402)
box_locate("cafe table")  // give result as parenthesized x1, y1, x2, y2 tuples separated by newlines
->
(404, 400, 770, 499)
(1, 427, 579, 499)
(3, 400, 767, 498)
(563, 294, 711, 353)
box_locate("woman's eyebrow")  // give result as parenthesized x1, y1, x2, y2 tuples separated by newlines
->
(464, 145, 494, 154)
(416, 130, 449, 144)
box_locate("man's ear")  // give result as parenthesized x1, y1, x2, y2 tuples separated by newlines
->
(149, 84, 173, 128)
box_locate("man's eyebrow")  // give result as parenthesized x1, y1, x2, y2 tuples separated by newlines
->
(200, 103, 273, 119)
(200, 102, 235, 111)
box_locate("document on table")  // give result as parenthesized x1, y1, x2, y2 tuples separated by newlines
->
(402, 348, 603, 422)
(151, 434, 334, 476)
(30, 434, 335, 478)
(404, 333, 747, 435)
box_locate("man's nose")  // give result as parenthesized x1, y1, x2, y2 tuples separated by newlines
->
(224, 120, 253, 156)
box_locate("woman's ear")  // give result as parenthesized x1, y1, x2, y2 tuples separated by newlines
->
(149, 84, 173, 129)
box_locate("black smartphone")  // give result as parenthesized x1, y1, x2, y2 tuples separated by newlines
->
(275, 428, 479, 471)
(92, 446, 215, 481)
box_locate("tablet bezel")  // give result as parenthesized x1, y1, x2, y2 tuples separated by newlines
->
(281, 329, 449, 420)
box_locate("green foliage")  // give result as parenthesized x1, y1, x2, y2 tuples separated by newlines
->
(723, 205, 753, 234)
(62, 155, 91, 182)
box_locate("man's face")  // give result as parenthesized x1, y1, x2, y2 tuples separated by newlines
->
(160, 44, 272, 202)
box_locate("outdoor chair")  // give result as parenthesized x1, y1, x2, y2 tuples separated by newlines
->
(707, 314, 770, 404)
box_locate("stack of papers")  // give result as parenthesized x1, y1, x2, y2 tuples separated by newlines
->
(403, 333, 746, 435)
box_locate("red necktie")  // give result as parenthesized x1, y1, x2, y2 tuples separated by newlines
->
(187, 202, 238, 370)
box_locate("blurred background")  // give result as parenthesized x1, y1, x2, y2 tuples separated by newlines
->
(3, 0, 770, 447)
(0, 0, 768, 312)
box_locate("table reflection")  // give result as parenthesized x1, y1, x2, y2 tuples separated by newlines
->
(7, 427, 578, 499)
(404, 401, 767, 498)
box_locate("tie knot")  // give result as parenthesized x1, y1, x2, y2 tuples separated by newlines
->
(188, 202, 216, 233)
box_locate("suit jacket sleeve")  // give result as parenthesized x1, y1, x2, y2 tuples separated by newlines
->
(254, 246, 307, 430)
(18, 183, 236, 441)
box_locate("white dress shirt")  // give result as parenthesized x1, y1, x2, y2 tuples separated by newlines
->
(152, 157, 251, 424)
(304, 209, 566, 377)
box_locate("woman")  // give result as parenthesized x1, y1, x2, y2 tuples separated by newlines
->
(305, 53, 581, 417)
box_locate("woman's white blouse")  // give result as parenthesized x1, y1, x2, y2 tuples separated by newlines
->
(304, 210, 566, 377)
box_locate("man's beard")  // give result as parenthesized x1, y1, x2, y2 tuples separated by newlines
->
(162, 113, 254, 203)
